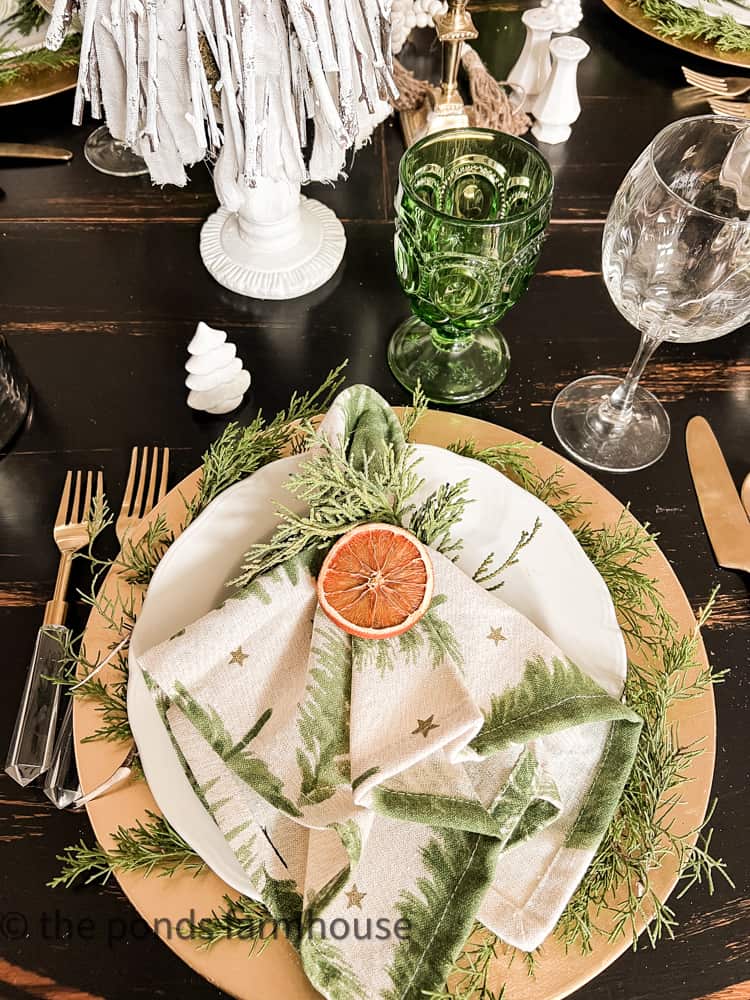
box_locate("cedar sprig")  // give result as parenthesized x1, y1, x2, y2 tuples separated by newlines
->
(472, 517, 543, 591)
(555, 590, 730, 955)
(190, 893, 275, 953)
(188, 362, 347, 519)
(448, 438, 539, 493)
(118, 513, 174, 587)
(1, 0, 47, 34)
(410, 480, 472, 559)
(75, 649, 132, 745)
(637, 0, 750, 52)
(0, 33, 80, 87)
(230, 426, 425, 587)
(49, 811, 204, 888)
(425, 924, 505, 1000)
(574, 511, 673, 652)
(400, 381, 429, 442)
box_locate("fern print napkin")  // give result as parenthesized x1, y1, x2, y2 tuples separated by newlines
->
(136, 386, 642, 1000)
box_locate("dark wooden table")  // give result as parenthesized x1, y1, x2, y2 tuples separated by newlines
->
(1, 2, 748, 997)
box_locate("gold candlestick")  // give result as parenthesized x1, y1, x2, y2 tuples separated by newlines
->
(400, 0, 478, 146)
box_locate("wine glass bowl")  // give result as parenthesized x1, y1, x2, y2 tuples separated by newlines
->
(602, 117, 750, 345)
(389, 128, 553, 404)
(553, 115, 750, 473)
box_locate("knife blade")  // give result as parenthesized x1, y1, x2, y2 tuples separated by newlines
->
(0, 143, 73, 161)
(686, 416, 750, 574)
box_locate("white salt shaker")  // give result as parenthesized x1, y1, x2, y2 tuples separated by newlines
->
(507, 8, 559, 111)
(531, 36, 589, 145)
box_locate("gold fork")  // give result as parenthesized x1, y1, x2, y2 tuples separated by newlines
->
(682, 66, 750, 97)
(49, 451, 170, 809)
(116, 446, 170, 544)
(707, 96, 750, 118)
(45, 470, 104, 626)
(7, 471, 102, 789)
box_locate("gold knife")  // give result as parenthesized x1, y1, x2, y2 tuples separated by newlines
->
(0, 143, 73, 161)
(686, 416, 750, 574)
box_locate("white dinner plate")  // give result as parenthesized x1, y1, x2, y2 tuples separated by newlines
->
(128, 445, 626, 896)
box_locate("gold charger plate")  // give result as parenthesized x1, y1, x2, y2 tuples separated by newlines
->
(74, 409, 716, 1000)
(0, 62, 77, 108)
(601, 0, 750, 68)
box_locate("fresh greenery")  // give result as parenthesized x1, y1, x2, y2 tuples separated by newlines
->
(410, 480, 471, 559)
(75, 648, 132, 745)
(230, 427, 425, 587)
(472, 517, 542, 591)
(0, 32, 79, 88)
(433, 451, 729, 996)
(50, 811, 204, 888)
(556, 592, 730, 954)
(635, 0, 750, 52)
(118, 513, 174, 586)
(189, 893, 274, 952)
(424, 925, 506, 1000)
(1, 0, 46, 35)
(188, 362, 347, 520)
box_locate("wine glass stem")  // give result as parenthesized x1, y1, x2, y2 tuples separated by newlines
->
(595, 330, 664, 430)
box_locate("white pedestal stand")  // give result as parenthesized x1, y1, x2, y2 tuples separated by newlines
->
(200, 146, 346, 300)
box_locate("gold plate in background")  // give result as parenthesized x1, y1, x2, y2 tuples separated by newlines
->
(601, 0, 750, 69)
(0, 62, 77, 108)
(74, 409, 716, 1000)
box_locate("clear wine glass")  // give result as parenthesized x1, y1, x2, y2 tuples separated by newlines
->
(552, 115, 750, 473)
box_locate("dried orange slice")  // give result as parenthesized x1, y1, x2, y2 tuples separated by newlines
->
(317, 523, 434, 640)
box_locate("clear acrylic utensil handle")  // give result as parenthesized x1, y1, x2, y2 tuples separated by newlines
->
(43, 696, 80, 809)
(5, 625, 69, 786)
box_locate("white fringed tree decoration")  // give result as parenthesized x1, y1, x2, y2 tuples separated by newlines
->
(47, 0, 397, 298)
(186, 322, 251, 414)
(47, 0, 397, 188)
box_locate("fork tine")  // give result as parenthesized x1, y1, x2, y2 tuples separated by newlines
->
(684, 71, 726, 93)
(684, 67, 726, 88)
(55, 471, 72, 528)
(157, 447, 170, 505)
(131, 447, 149, 519)
(142, 447, 160, 516)
(82, 471, 93, 524)
(95, 471, 104, 519)
(71, 471, 82, 525)
(120, 447, 138, 520)
(710, 97, 748, 116)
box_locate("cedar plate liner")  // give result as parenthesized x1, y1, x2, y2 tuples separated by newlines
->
(74, 410, 716, 1000)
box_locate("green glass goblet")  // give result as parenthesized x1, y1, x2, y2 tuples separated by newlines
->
(389, 127, 553, 404)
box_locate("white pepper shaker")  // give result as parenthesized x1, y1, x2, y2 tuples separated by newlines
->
(531, 36, 589, 145)
(507, 8, 558, 111)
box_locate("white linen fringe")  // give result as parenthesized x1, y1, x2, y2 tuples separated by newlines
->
(47, 0, 396, 187)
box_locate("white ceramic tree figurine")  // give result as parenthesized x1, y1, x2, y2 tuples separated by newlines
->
(185, 322, 251, 416)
